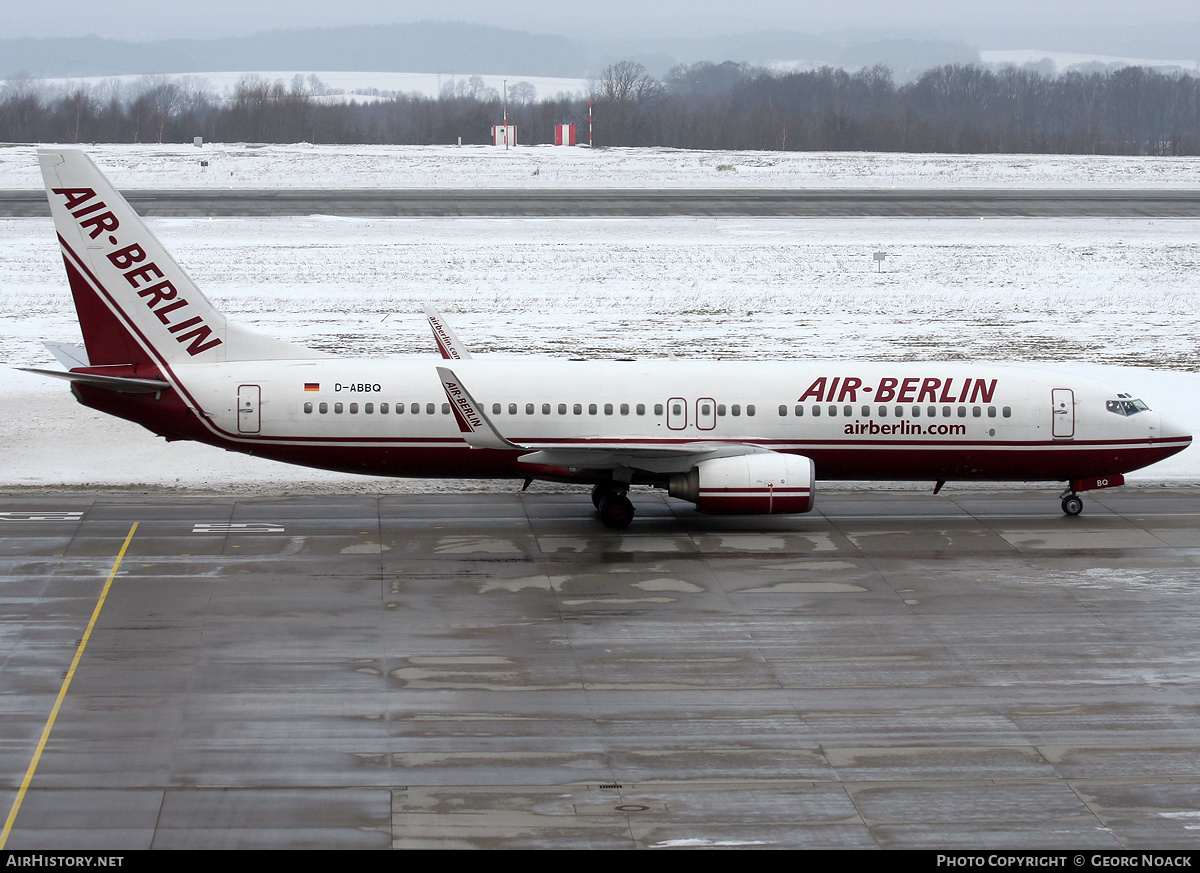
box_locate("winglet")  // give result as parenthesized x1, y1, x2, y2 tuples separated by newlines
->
(424, 307, 473, 360)
(436, 367, 524, 450)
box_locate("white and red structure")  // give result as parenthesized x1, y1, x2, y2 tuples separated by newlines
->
(491, 125, 516, 147)
(554, 124, 576, 146)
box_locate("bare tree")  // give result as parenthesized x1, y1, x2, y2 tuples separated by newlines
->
(595, 61, 664, 103)
(510, 81, 537, 104)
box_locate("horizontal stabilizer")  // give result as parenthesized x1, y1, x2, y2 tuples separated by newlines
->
(20, 367, 171, 394)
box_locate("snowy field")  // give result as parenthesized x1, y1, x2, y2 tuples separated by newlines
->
(978, 49, 1200, 73)
(3, 142, 1200, 190)
(1, 146, 1198, 492)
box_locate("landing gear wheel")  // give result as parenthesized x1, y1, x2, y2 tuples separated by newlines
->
(591, 483, 612, 510)
(599, 493, 635, 529)
(1061, 494, 1083, 516)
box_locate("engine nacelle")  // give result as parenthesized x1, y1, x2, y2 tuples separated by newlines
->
(668, 453, 816, 515)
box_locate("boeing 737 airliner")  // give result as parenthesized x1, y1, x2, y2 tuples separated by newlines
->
(23, 149, 1192, 527)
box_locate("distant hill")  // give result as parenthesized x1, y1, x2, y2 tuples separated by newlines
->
(0, 22, 589, 79)
(1, 20, 989, 83)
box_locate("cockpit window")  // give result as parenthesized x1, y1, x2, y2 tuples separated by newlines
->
(1106, 398, 1150, 416)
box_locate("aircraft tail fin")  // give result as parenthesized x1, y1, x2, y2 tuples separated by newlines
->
(38, 149, 324, 367)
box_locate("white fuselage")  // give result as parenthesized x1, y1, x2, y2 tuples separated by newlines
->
(136, 357, 1188, 485)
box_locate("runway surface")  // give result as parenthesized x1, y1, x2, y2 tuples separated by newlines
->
(3, 487, 1200, 849)
(5, 188, 1200, 217)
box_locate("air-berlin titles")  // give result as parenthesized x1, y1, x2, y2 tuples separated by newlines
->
(441, 379, 483, 431)
(53, 186, 222, 356)
(799, 375, 999, 404)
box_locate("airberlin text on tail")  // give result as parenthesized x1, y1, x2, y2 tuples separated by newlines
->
(51, 186, 222, 357)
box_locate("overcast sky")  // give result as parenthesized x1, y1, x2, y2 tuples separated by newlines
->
(5, 1, 1199, 43)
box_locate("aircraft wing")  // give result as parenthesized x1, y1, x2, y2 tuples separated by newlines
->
(436, 366, 773, 474)
(515, 443, 773, 475)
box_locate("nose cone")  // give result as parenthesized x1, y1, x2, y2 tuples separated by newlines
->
(1153, 412, 1193, 454)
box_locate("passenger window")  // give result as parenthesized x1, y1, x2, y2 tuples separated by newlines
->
(574, 403, 582, 415)
(844, 405, 852, 417)
(957, 406, 966, 417)
(895, 406, 902, 417)
(1002, 407, 1011, 418)
(827, 405, 836, 417)
(589, 403, 598, 415)
(542, 403, 551, 415)
(972, 406, 981, 417)
(411, 403, 419, 414)
(795, 405, 805, 417)
(912, 406, 920, 418)
(878, 406, 887, 417)
(671, 403, 682, 415)
(558, 403, 567, 415)
(304, 402, 313, 414)
(335, 402, 344, 414)
(349, 403, 358, 414)
(441, 403, 450, 414)
(426, 403, 435, 415)
(655, 404, 664, 415)
(380, 403, 389, 414)
(319, 402, 328, 414)
(731, 404, 741, 417)
(987, 406, 996, 418)
(621, 403, 630, 415)
(779, 405, 788, 416)
(747, 405, 756, 416)
(717, 404, 726, 416)
(942, 406, 951, 417)
(492, 403, 501, 414)
(636, 404, 645, 415)
(812, 405, 821, 417)
(508, 403, 517, 415)
(927, 406, 936, 417)
(526, 403, 534, 414)
(604, 403, 613, 415)
(365, 403, 373, 414)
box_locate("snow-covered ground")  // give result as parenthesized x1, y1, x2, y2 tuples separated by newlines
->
(2, 146, 1197, 492)
(3, 143, 1200, 190)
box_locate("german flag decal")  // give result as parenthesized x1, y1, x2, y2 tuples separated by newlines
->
(304, 383, 320, 392)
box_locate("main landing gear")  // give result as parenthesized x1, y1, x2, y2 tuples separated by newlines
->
(1060, 490, 1084, 516)
(591, 483, 635, 529)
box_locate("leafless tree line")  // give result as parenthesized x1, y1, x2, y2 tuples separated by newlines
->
(4, 62, 1199, 154)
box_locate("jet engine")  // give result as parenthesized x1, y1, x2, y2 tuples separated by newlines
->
(668, 452, 816, 514)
